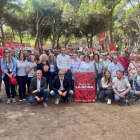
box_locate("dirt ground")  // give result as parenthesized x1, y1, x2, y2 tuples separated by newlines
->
(0, 83, 140, 140)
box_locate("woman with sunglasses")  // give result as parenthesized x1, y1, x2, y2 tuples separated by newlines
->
(1, 49, 16, 104)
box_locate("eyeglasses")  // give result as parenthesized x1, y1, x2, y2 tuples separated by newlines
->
(70, 55, 73, 56)
(4, 52, 10, 53)
(103, 55, 107, 56)
(59, 74, 64, 76)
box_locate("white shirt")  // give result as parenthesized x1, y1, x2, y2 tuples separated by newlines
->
(137, 75, 140, 86)
(108, 62, 123, 76)
(59, 79, 64, 91)
(57, 54, 72, 70)
(50, 65, 55, 72)
(112, 77, 130, 91)
(37, 78, 41, 91)
(78, 61, 94, 72)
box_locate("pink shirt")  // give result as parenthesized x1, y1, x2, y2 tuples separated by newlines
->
(118, 57, 129, 70)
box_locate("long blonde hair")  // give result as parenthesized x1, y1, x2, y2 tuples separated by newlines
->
(48, 53, 56, 63)
(3, 49, 13, 63)
(103, 70, 112, 84)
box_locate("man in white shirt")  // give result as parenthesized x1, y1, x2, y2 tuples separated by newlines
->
(57, 48, 72, 81)
(29, 70, 48, 107)
(108, 55, 123, 77)
(112, 70, 132, 106)
(50, 70, 73, 104)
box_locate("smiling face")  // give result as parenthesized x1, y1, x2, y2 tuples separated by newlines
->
(4, 50, 10, 58)
(36, 70, 42, 79)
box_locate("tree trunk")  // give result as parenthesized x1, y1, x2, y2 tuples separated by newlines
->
(0, 23, 4, 45)
(108, 12, 113, 44)
(11, 28, 15, 41)
(90, 32, 93, 48)
(19, 31, 22, 43)
(119, 37, 122, 51)
(102, 44, 104, 50)
(86, 36, 89, 48)
(52, 25, 56, 49)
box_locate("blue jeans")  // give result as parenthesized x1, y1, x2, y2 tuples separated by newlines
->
(130, 86, 140, 99)
(95, 77, 102, 96)
(114, 90, 134, 102)
(49, 72, 56, 91)
(50, 90, 74, 99)
(29, 89, 48, 103)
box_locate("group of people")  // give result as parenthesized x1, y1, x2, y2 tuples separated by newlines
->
(0, 47, 139, 107)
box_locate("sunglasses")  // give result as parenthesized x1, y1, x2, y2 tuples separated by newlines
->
(103, 55, 107, 56)
(70, 55, 73, 56)
(4, 52, 10, 53)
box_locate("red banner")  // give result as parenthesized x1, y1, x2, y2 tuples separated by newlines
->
(108, 43, 116, 51)
(74, 72, 95, 103)
(4, 41, 25, 49)
(99, 32, 105, 46)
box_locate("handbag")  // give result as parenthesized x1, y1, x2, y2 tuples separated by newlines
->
(94, 62, 103, 79)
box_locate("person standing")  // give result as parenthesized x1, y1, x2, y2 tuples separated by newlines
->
(57, 48, 72, 81)
(108, 55, 123, 77)
(34, 50, 40, 64)
(93, 54, 104, 98)
(48, 53, 58, 91)
(128, 54, 140, 86)
(118, 52, 129, 70)
(102, 53, 111, 71)
(1, 49, 16, 104)
(70, 52, 80, 91)
(16, 53, 27, 101)
(26, 55, 37, 94)
(37, 54, 49, 86)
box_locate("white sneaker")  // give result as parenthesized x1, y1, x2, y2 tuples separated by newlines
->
(107, 99, 111, 105)
(7, 98, 11, 104)
(12, 98, 16, 103)
(104, 97, 108, 101)
(55, 98, 59, 105)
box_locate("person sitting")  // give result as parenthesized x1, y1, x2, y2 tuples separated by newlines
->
(29, 70, 48, 108)
(130, 66, 140, 102)
(108, 55, 123, 77)
(50, 70, 74, 105)
(112, 70, 133, 106)
(98, 70, 114, 105)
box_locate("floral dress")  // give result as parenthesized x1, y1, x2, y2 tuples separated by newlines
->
(128, 61, 140, 80)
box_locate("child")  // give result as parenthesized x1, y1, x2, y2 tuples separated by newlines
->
(123, 70, 128, 80)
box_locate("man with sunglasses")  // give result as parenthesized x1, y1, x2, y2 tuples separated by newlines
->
(102, 53, 111, 71)
(50, 70, 73, 105)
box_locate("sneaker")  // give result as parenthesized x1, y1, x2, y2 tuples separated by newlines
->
(15, 92, 18, 96)
(19, 97, 22, 102)
(107, 99, 111, 105)
(43, 102, 48, 108)
(12, 98, 16, 103)
(55, 98, 59, 105)
(7, 98, 11, 104)
(0, 99, 3, 103)
(135, 98, 140, 102)
(23, 98, 26, 101)
(125, 101, 130, 107)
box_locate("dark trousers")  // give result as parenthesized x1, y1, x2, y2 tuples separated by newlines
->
(49, 72, 56, 91)
(3, 74, 15, 98)
(27, 77, 33, 93)
(65, 70, 72, 83)
(98, 89, 114, 100)
(17, 76, 27, 98)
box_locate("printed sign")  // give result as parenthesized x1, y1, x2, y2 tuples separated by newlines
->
(99, 32, 105, 46)
(4, 41, 25, 49)
(74, 72, 95, 103)
(108, 43, 116, 51)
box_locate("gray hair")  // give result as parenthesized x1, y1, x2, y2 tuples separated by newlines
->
(59, 69, 65, 74)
